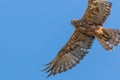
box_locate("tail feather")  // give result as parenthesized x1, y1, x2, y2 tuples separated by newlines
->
(96, 28, 120, 51)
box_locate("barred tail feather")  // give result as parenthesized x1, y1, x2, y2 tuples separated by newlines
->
(96, 28, 120, 51)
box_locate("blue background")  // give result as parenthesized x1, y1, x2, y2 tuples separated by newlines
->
(0, 0, 120, 80)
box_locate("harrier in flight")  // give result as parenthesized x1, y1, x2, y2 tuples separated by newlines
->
(43, 0, 120, 77)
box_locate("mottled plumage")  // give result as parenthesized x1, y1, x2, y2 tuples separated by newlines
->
(42, 0, 120, 77)
(83, 0, 112, 25)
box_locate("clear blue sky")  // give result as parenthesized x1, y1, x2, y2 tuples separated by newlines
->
(0, 0, 120, 80)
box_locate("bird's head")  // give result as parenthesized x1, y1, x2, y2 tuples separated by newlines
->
(71, 19, 83, 27)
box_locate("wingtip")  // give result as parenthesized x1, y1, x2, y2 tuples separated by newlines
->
(47, 72, 52, 78)
(41, 66, 48, 72)
(41, 63, 50, 72)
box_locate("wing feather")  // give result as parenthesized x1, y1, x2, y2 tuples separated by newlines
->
(82, 0, 112, 25)
(43, 30, 95, 77)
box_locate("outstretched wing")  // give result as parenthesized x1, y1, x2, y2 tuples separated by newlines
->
(82, 0, 112, 25)
(43, 30, 95, 77)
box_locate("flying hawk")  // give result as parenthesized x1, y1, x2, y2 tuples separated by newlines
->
(43, 0, 120, 77)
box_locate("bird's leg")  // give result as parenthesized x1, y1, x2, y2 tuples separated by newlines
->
(95, 26, 103, 35)
(95, 26, 110, 41)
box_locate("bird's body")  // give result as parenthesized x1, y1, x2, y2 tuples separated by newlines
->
(43, 0, 120, 77)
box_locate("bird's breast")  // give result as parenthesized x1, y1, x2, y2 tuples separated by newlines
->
(77, 25, 101, 36)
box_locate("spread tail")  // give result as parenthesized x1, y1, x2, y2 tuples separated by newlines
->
(96, 28, 120, 51)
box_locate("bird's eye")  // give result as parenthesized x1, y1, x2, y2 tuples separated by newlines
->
(71, 20, 77, 25)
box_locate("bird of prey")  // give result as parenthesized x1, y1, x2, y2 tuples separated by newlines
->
(42, 0, 120, 77)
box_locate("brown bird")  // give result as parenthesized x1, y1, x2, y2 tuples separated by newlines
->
(42, 0, 120, 77)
